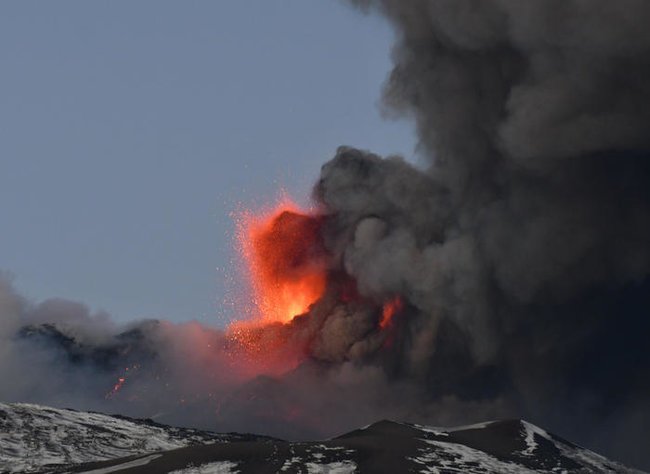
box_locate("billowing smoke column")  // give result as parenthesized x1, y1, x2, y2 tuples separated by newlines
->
(1, 0, 650, 469)
(324, 0, 650, 466)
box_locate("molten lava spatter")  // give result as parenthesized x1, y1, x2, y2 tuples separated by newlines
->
(224, 196, 404, 377)
(105, 365, 139, 400)
(236, 197, 328, 325)
(380, 297, 404, 329)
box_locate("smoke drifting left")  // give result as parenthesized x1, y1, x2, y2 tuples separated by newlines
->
(0, 197, 411, 440)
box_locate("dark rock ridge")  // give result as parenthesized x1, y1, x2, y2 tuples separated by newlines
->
(0, 402, 642, 473)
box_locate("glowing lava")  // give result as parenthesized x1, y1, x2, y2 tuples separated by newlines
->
(380, 296, 404, 329)
(236, 197, 328, 325)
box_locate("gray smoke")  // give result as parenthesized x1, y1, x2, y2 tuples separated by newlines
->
(311, 0, 650, 468)
(2, 1, 650, 470)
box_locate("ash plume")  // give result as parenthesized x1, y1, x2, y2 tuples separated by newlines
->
(321, 0, 650, 467)
(1, 0, 650, 470)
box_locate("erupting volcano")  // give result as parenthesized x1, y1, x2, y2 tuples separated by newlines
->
(3, 0, 650, 470)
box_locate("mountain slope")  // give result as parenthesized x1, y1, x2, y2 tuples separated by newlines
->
(0, 403, 642, 473)
(0, 403, 267, 473)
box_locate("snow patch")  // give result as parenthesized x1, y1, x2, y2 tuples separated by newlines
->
(78, 454, 162, 473)
(520, 420, 549, 456)
(305, 461, 357, 474)
(169, 461, 240, 474)
(280, 456, 302, 471)
(410, 439, 538, 474)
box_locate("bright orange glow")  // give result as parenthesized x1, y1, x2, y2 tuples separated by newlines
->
(235, 196, 328, 325)
(380, 296, 404, 329)
(225, 321, 305, 377)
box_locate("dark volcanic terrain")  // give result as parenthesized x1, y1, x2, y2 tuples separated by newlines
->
(0, 403, 641, 473)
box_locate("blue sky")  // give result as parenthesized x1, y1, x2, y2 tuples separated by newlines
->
(0, 1, 417, 326)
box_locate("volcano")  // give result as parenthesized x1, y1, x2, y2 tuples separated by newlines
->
(3, 0, 650, 470)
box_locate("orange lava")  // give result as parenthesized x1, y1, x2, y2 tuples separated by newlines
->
(380, 296, 404, 329)
(235, 197, 328, 326)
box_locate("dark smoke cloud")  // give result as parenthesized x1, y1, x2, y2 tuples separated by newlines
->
(2, 0, 650, 470)
(318, 0, 650, 467)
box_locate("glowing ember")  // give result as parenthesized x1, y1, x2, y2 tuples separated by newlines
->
(105, 376, 126, 399)
(235, 197, 328, 325)
(380, 297, 404, 329)
(105, 365, 139, 400)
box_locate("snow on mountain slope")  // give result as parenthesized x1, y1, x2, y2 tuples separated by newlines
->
(405, 419, 639, 474)
(0, 402, 643, 473)
(64, 419, 642, 473)
(0, 403, 255, 473)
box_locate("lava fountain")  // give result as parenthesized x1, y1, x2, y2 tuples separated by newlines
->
(224, 193, 406, 375)
(235, 196, 328, 326)
(223, 196, 330, 374)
